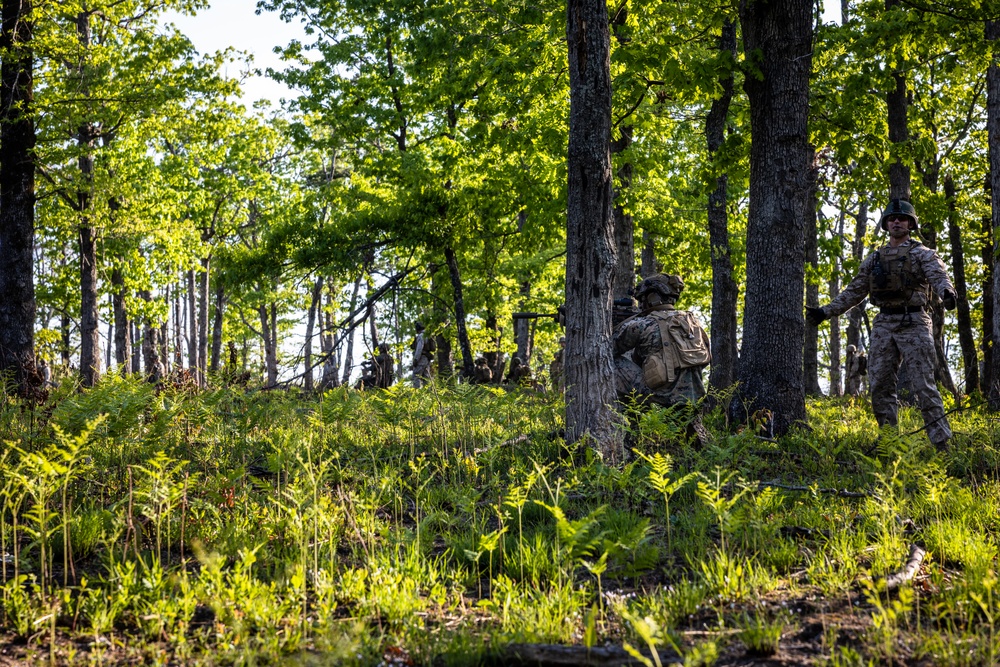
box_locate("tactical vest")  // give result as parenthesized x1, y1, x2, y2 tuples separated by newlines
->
(868, 243, 930, 308)
(641, 309, 711, 389)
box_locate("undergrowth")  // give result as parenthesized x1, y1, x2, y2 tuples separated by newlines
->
(2, 376, 1000, 665)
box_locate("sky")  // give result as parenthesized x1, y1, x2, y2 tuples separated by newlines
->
(161, 0, 308, 108)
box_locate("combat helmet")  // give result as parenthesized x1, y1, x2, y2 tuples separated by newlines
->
(879, 198, 919, 232)
(635, 273, 685, 303)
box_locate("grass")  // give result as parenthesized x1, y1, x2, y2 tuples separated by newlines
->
(2, 374, 1000, 664)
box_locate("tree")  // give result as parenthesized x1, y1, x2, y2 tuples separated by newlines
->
(733, 0, 813, 434)
(0, 0, 38, 396)
(564, 0, 620, 456)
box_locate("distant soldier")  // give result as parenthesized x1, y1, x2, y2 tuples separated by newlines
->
(411, 321, 435, 388)
(473, 356, 493, 384)
(505, 356, 533, 386)
(807, 199, 957, 450)
(549, 337, 565, 392)
(844, 344, 867, 397)
(613, 273, 710, 409)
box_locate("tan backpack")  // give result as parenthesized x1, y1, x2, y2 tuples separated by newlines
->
(642, 310, 712, 389)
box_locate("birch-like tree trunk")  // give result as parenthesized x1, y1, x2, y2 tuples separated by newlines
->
(988, 17, 1000, 407)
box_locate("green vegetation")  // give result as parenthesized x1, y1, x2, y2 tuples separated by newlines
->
(3, 379, 1000, 664)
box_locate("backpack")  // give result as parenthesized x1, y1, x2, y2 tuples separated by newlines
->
(642, 310, 712, 389)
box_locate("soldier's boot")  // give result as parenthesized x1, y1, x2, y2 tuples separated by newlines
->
(932, 436, 950, 453)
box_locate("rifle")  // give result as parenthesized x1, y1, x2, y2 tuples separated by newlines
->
(512, 305, 566, 327)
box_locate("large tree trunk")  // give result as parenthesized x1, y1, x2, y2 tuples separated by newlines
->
(444, 246, 475, 378)
(734, 0, 812, 434)
(140, 290, 164, 384)
(945, 176, 979, 394)
(0, 0, 36, 397)
(804, 150, 822, 396)
(989, 17, 1000, 407)
(565, 0, 620, 457)
(706, 20, 739, 395)
(111, 266, 130, 375)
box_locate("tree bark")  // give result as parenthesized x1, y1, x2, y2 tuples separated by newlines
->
(734, 0, 813, 434)
(342, 272, 363, 385)
(0, 0, 37, 397)
(78, 220, 100, 387)
(639, 230, 657, 278)
(828, 209, 845, 397)
(210, 283, 224, 374)
(944, 176, 979, 394)
(611, 4, 634, 301)
(565, 0, 621, 457)
(804, 150, 822, 396)
(514, 281, 533, 364)
(445, 246, 475, 378)
(259, 302, 278, 386)
(304, 277, 322, 391)
(983, 185, 994, 395)
(886, 0, 911, 201)
(140, 289, 164, 384)
(111, 267, 130, 375)
(186, 269, 197, 372)
(484, 313, 504, 383)
(706, 20, 739, 396)
(197, 257, 210, 386)
(989, 17, 1000, 407)
(846, 201, 868, 351)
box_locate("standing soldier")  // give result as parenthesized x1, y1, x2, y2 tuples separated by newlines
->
(411, 321, 434, 388)
(844, 344, 867, 397)
(807, 199, 957, 450)
(374, 343, 395, 388)
(613, 273, 710, 410)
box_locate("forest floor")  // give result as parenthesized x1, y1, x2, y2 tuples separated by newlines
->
(1, 376, 999, 666)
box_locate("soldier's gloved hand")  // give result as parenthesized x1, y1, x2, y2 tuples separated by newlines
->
(805, 306, 828, 326)
(941, 291, 957, 311)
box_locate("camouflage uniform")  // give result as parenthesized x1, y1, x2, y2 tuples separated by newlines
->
(613, 304, 707, 407)
(374, 346, 395, 388)
(819, 240, 955, 446)
(844, 345, 866, 397)
(473, 357, 493, 384)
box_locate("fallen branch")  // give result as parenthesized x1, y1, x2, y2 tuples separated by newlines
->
(758, 480, 881, 502)
(499, 643, 679, 666)
(883, 543, 926, 591)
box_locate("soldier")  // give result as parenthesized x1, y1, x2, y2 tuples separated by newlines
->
(473, 356, 493, 384)
(410, 321, 434, 388)
(807, 199, 957, 450)
(613, 273, 710, 410)
(505, 356, 533, 386)
(844, 344, 867, 397)
(549, 337, 565, 392)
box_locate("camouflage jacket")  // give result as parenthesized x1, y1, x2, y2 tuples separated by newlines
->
(825, 240, 954, 316)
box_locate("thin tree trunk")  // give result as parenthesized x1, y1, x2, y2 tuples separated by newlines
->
(130, 322, 141, 374)
(187, 269, 197, 372)
(445, 246, 475, 378)
(197, 256, 210, 386)
(0, 0, 37, 397)
(304, 277, 322, 391)
(990, 18, 1000, 407)
(886, 0, 911, 201)
(706, 20, 739, 395)
(140, 289, 164, 384)
(173, 283, 183, 370)
(945, 175, 979, 394)
(112, 266, 130, 374)
(342, 272, 363, 385)
(259, 302, 278, 386)
(611, 6, 634, 300)
(639, 230, 657, 278)
(983, 188, 994, 394)
(804, 150, 822, 396)
(210, 284, 224, 374)
(436, 333, 454, 378)
(846, 201, 868, 350)
(829, 209, 845, 397)
(78, 222, 100, 387)
(566, 0, 620, 456)
(514, 281, 532, 364)
(734, 0, 813, 434)
(484, 313, 504, 383)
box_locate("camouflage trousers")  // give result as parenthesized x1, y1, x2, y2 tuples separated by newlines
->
(614, 356, 705, 407)
(868, 311, 951, 446)
(411, 356, 431, 388)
